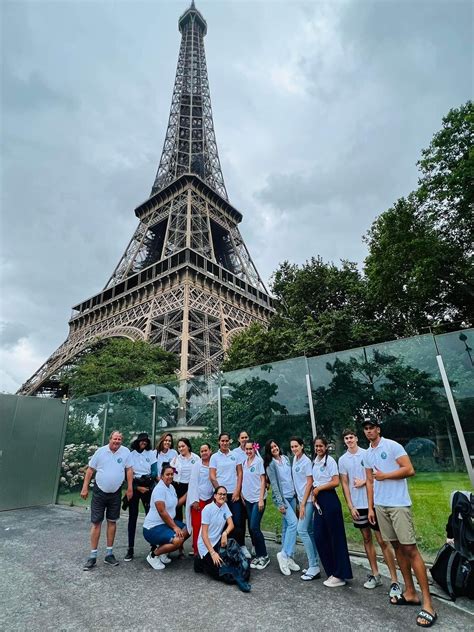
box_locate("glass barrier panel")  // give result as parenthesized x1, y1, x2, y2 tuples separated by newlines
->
(186, 375, 219, 452)
(107, 387, 154, 447)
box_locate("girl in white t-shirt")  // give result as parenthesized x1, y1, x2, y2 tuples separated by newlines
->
(170, 437, 199, 523)
(312, 437, 352, 588)
(242, 441, 269, 570)
(155, 432, 178, 476)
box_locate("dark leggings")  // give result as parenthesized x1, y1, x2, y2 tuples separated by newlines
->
(226, 494, 244, 546)
(173, 481, 189, 522)
(195, 543, 234, 583)
(128, 487, 151, 548)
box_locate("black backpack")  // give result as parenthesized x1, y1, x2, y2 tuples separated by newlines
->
(430, 543, 474, 600)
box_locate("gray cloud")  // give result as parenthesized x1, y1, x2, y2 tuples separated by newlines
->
(1, 0, 472, 392)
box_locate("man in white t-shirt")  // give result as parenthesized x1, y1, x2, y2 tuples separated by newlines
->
(81, 430, 133, 570)
(339, 427, 399, 595)
(363, 419, 437, 628)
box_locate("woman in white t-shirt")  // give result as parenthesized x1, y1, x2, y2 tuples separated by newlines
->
(242, 441, 269, 570)
(312, 437, 352, 588)
(185, 443, 215, 556)
(155, 432, 178, 475)
(170, 437, 199, 523)
(142, 464, 190, 570)
(195, 485, 252, 592)
(290, 436, 321, 581)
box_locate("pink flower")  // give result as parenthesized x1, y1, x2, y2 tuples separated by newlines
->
(253, 442, 260, 452)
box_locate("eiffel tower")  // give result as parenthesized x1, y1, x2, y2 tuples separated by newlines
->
(19, 2, 274, 397)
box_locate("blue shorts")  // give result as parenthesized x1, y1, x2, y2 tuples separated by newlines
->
(143, 520, 185, 546)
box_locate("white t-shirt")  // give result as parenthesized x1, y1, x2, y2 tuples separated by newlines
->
(242, 457, 266, 504)
(157, 448, 178, 475)
(198, 463, 214, 501)
(197, 501, 232, 558)
(209, 450, 239, 493)
(129, 449, 157, 477)
(338, 448, 368, 509)
(274, 456, 295, 498)
(364, 438, 411, 507)
(143, 480, 178, 529)
(292, 453, 313, 503)
(312, 455, 338, 487)
(171, 453, 199, 484)
(231, 446, 247, 465)
(89, 445, 131, 493)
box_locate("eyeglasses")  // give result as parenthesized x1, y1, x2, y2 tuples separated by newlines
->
(215, 492, 227, 497)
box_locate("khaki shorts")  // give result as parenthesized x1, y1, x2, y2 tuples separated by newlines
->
(375, 505, 416, 545)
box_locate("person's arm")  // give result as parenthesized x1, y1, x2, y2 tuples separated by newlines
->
(80, 467, 95, 499)
(267, 462, 285, 512)
(177, 492, 187, 507)
(258, 474, 266, 512)
(340, 472, 359, 520)
(156, 500, 185, 539)
(125, 467, 133, 500)
(365, 467, 376, 525)
(201, 523, 223, 566)
(209, 466, 219, 490)
(150, 462, 158, 480)
(313, 475, 339, 502)
(299, 475, 313, 519)
(232, 463, 242, 501)
(373, 455, 415, 481)
(220, 515, 234, 548)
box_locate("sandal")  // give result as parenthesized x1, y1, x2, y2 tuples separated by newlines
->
(390, 594, 421, 606)
(416, 610, 437, 628)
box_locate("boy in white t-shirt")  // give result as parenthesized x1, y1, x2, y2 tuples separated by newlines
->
(363, 419, 437, 629)
(339, 428, 399, 594)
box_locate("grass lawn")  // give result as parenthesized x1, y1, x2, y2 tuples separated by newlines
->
(58, 471, 471, 561)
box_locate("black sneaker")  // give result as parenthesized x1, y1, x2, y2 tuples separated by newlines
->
(124, 548, 134, 562)
(83, 557, 97, 571)
(104, 554, 119, 566)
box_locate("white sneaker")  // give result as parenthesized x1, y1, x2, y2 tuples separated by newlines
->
(301, 566, 321, 581)
(323, 576, 346, 587)
(276, 552, 291, 576)
(146, 553, 165, 570)
(255, 556, 270, 570)
(159, 554, 172, 565)
(364, 574, 382, 589)
(389, 582, 402, 598)
(240, 545, 252, 559)
(250, 557, 260, 569)
(287, 557, 301, 572)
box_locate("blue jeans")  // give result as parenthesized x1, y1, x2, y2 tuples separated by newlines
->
(297, 501, 320, 570)
(245, 500, 267, 558)
(280, 496, 298, 558)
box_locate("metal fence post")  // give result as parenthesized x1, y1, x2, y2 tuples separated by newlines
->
(304, 357, 317, 439)
(217, 385, 222, 435)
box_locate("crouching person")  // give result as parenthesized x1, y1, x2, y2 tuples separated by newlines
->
(143, 464, 190, 570)
(194, 486, 251, 592)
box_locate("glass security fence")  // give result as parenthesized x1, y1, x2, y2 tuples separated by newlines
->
(56, 329, 473, 561)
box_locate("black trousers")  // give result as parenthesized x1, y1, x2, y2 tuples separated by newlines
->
(194, 544, 235, 584)
(128, 487, 151, 548)
(173, 482, 189, 522)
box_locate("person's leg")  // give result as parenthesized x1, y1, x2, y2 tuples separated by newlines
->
(90, 522, 101, 550)
(297, 501, 319, 571)
(361, 527, 379, 576)
(106, 520, 117, 547)
(191, 503, 203, 556)
(227, 495, 244, 545)
(324, 492, 352, 580)
(142, 488, 151, 515)
(281, 500, 298, 558)
(313, 496, 334, 577)
(374, 530, 399, 583)
(127, 489, 140, 549)
(246, 501, 267, 558)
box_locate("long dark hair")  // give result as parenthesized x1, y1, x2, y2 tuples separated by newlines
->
(177, 437, 192, 453)
(263, 439, 280, 470)
(314, 436, 329, 467)
(156, 432, 174, 453)
(130, 434, 151, 452)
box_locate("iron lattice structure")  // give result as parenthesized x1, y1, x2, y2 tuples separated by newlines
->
(19, 2, 274, 398)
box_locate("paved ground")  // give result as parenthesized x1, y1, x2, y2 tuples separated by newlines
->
(0, 505, 472, 631)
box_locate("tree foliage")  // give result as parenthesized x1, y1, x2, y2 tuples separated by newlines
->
(64, 338, 178, 398)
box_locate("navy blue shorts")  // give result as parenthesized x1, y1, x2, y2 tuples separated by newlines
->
(143, 519, 186, 546)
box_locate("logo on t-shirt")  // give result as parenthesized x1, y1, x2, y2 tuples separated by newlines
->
(381, 452, 387, 460)
(146, 458, 150, 462)
(320, 466, 325, 472)
(295, 466, 300, 472)
(231, 456, 235, 461)
(117, 458, 123, 464)
(250, 466, 255, 472)
(191, 459, 196, 464)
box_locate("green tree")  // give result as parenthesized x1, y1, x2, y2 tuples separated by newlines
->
(64, 338, 178, 398)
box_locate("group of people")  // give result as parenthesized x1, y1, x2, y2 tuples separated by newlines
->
(80, 420, 437, 627)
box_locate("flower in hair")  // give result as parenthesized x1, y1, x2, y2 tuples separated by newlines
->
(253, 442, 260, 451)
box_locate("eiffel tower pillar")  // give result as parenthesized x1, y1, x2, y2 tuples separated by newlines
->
(19, 2, 275, 402)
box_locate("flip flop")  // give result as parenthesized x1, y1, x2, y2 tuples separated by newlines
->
(390, 594, 421, 606)
(416, 610, 438, 627)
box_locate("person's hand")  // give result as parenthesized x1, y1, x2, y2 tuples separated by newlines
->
(136, 486, 148, 494)
(278, 505, 286, 514)
(368, 508, 376, 525)
(258, 499, 264, 512)
(80, 487, 88, 500)
(174, 526, 185, 539)
(126, 486, 133, 500)
(353, 478, 365, 488)
(211, 550, 223, 566)
(191, 501, 200, 511)
(313, 487, 319, 500)
(231, 491, 240, 502)
(350, 506, 360, 520)
(221, 531, 228, 547)
(299, 503, 305, 520)
(373, 467, 386, 482)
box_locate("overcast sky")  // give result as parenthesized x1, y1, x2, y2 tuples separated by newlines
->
(1, 0, 472, 393)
